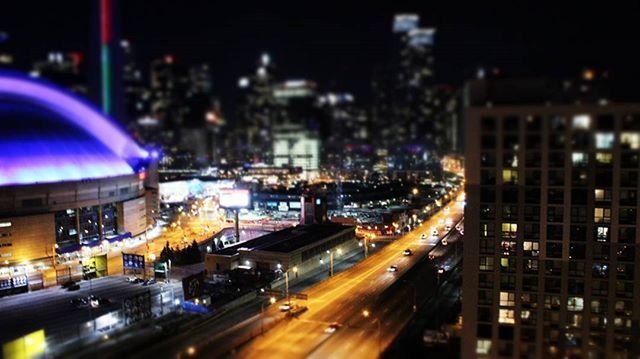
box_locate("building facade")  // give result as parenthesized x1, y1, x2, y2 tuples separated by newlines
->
(463, 93, 640, 358)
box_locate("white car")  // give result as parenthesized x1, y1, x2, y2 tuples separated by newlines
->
(324, 322, 342, 333)
(279, 302, 294, 312)
(442, 238, 448, 246)
(432, 229, 439, 237)
(387, 265, 398, 272)
(420, 234, 427, 240)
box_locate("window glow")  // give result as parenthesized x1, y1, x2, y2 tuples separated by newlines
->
(572, 114, 591, 130)
(595, 132, 615, 149)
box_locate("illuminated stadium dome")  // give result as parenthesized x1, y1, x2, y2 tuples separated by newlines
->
(0, 74, 148, 186)
(0, 73, 158, 283)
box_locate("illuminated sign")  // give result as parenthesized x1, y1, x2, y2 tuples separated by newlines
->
(219, 189, 251, 209)
(408, 28, 436, 47)
(122, 253, 145, 270)
(393, 14, 419, 33)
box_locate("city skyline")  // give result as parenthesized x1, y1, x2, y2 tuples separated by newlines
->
(3, 1, 640, 110)
(1, 2, 640, 359)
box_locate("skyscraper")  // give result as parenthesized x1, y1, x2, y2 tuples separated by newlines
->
(463, 77, 640, 358)
(374, 14, 440, 171)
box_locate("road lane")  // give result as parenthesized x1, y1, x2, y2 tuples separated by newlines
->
(232, 192, 465, 359)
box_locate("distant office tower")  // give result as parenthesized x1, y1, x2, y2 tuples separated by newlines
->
(373, 14, 441, 170)
(120, 39, 149, 125)
(300, 194, 328, 225)
(31, 51, 87, 95)
(463, 78, 640, 358)
(235, 53, 281, 164)
(273, 123, 320, 179)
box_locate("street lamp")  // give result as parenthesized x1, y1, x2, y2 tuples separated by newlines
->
(362, 309, 381, 355)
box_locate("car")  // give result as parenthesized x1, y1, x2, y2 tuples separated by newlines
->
(420, 234, 427, 240)
(279, 302, 294, 312)
(88, 295, 110, 308)
(286, 305, 308, 318)
(142, 279, 157, 286)
(423, 329, 450, 347)
(61, 280, 77, 289)
(70, 297, 89, 308)
(441, 238, 448, 246)
(387, 265, 398, 272)
(324, 322, 343, 333)
(403, 249, 413, 256)
(67, 283, 81, 291)
(431, 229, 438, 236)
(444, 225, 451, 232)
(437, 267, 446, 274)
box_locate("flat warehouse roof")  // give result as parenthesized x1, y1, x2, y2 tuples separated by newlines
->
(214, 223, 354, 256)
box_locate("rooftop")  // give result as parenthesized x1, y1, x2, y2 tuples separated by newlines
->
(214, 223, 354, 256)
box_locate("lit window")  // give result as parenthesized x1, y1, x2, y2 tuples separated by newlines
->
(501, 223, 517, 238)
(595, 132, 615, 149)
(596, 152, 613, 164)
(594, 208, 611, 223)
(572, 114, 591, 130)
(476, 339, 492, 355)
(596, 226, 609, 242)
(499, 309, 515, 324)
(479, 256, 494, 271)
(572, 152, 588, 166)
(568, 297, 584, 311)
(521, 310, 531, 319)
(0, 222, 11, 228)
(523, 241, 539, 252)
(500, 291, 515, 306)
(621, 132, 640, 149)
(594, 189, 610, 201)
(502, 169, 518, 185)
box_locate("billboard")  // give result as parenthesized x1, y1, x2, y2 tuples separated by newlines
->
(219, 189, 251, 209)
(123, 253, 145, 270)
(182, 271, 205, 301)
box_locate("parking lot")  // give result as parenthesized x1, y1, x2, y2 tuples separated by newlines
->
(0, 275, 182, 344)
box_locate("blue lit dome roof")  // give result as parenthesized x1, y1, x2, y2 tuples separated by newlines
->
(0, 73, 148, 186)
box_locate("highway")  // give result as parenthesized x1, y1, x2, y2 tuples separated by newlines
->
(187, 192, 465, 359)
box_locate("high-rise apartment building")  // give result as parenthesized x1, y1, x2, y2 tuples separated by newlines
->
(463, 78, 640, 359)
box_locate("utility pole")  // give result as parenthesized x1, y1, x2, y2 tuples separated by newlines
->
(330, 251, 334, 277)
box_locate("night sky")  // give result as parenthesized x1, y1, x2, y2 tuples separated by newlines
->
(2, 1, 640, 108)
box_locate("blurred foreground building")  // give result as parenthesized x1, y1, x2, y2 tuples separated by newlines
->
(463, 77, 640, 358)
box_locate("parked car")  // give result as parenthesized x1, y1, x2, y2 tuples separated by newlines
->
(61, 281, 77, 289)
(403, 249, 413, 256)
(387, 265, 399, 272)
(67, 283, 81, 291)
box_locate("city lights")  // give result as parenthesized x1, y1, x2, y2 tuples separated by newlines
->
(1, 3, 634, 359)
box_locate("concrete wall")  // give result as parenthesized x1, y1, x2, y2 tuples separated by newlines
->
(0, 213, 56, 263)
(120, 196, 147, 237)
